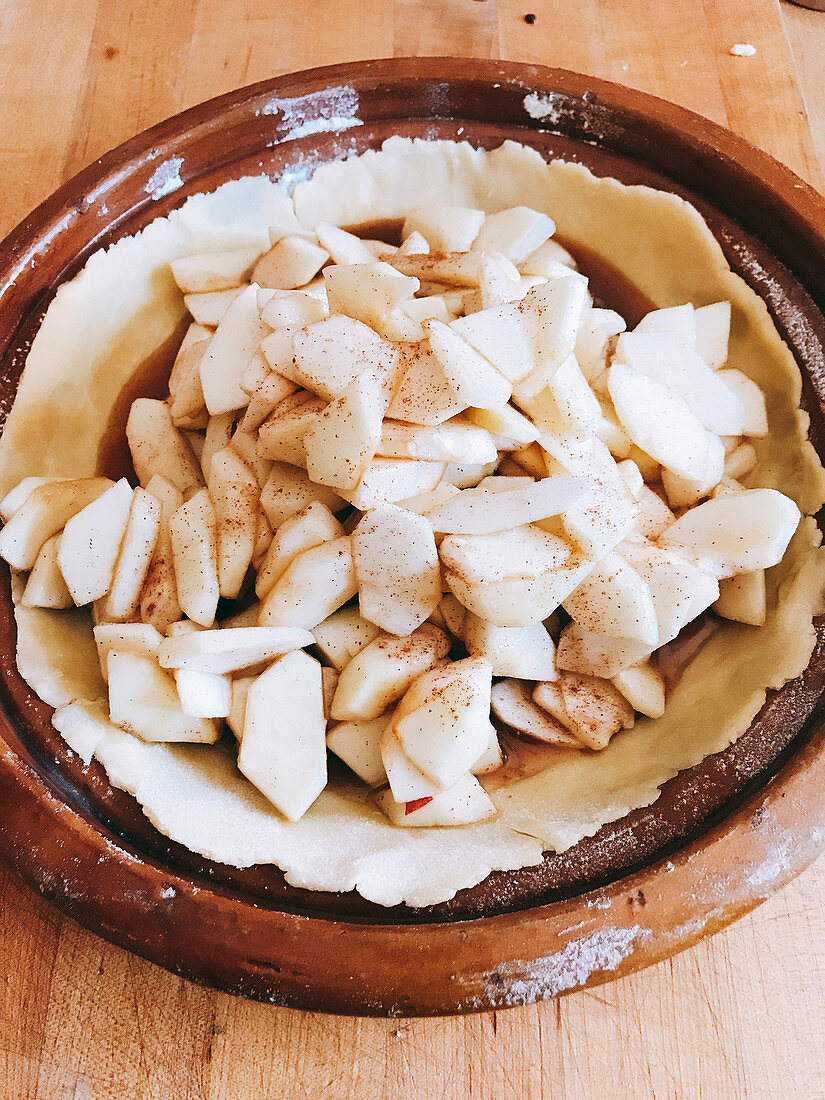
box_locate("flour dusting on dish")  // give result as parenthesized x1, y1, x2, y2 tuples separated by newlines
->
(145, 157, 184, 200)
(259, 85, 363, 141)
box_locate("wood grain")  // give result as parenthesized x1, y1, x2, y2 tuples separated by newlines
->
(1, 1, 825, 1096)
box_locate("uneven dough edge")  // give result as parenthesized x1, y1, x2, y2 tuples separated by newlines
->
(3, 138, 824, 907)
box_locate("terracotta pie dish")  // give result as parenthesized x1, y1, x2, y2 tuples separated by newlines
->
(1, 57, 825, 1016)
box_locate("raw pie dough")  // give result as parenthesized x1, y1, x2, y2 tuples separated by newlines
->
(2, 138, 824, 908)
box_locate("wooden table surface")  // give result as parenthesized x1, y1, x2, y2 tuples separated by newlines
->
(2, 1, 825, 1096)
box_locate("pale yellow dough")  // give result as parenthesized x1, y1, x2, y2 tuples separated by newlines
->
(2, 139, 824, 908)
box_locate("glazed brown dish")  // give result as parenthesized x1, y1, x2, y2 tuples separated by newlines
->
(1, 58, 825, 1014)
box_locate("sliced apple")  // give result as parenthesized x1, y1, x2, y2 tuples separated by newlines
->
(464, 403, 539, 449)
(171, 248, 259, 294)
(634, 485, 675, 540)
(126, 399, 203, 496)
(326, 716, 389, 786)
(312, 604, 381, 670)
(660, 433, 724, 510)
(184, 287, 244, 326)
(402, 205, 484, 253)
(158, 625, 313, 675)
(607, 361, 717, 482)
(253, 234, 329, 289)
(446, 553, 594, 628)
(713, 569, 767, 625)
(616, 459, 644, 499)
(380, 726, 445, 802)
(558, 671, 635, 750)
(519, 274, 588, 381)
(320, 665, 339, 719)
(473, 206, 555, 263)
(287, 315, 401, 401)
(694, 302, 731, 368)
(93, 621, 164, 676)
(21, 534, 74, 609)
(259, 323, 297, 374)
(724, 443, 757, 481)
(139, 474, 183, 632)
(352, 504, 441, 635)
(531, 679, 572, 726)
(260, 290, 328, 329)
(472, 723, 504, 774)
(658, 488, 800, 578)
(56, 478, 133, 605)
(619, 540, 717, 646)
(240, 371, 298, 434)
(711, 475, 746, 499)
(0, 476, 72, 522)
(563, 551, 658, 644)
(168, 488, 220, 627)
(377, 420, 497, 465)
(441, 459, 499, 488)
(424, 318, 511, 409)
(331, 624, 450, 721)
(315, 222, 379, 265)
(427, 475, 586, 535)
(174, 666, 232, 719)
(226, 429, 269, 491)
(532, 353, 602, 437)
(385, 339, 464, 426)
(304, 371, 387, 491)
(256, 502, 343, 600)
(100, 487, 162, 622)
(390, 251, 484, 287)
(613, 331, 744, 435)
(323, 262, 419, 336)
(463, 615, 557, 680)
(611, 662, 666, 719)
(508, 444, 545, 478)
(398, 481, 460, 517)
(345, 458, 445, 511)
(400, 295, 452, 328)
(716, 369, 769, 436)
(258, 536, 357, 629)
(199, 411, 235, 482)
(257, 391, 325, 467)
(107, 650, 219, 743)
(398, 230, 430, 256)
(634, 303, 696, 345)
(439, 524, 570, 584)
(259, 463, 346, 529)
(595, 397, 632, 459)
(206, 447, 259, 599)
(226, 675, 254, 739)
(238, 650, 327, 821)
(377, 773, 496, 827)
(199, 283, 269, 415)
(574, 308, 626, 381)
(556, 621, 653, 678)
(168, 336, 209, 427)
(438, 593, 468, 638)
(519, 237, 576, 276)
(471, 253, 524, 310)
(392, 656, 493, 788)
(490, 679, 580, 746)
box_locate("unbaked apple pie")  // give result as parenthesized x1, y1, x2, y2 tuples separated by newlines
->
(0, 139, 822, 906)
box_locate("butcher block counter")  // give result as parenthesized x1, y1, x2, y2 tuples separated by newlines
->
(1, 0, 825, 1096)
